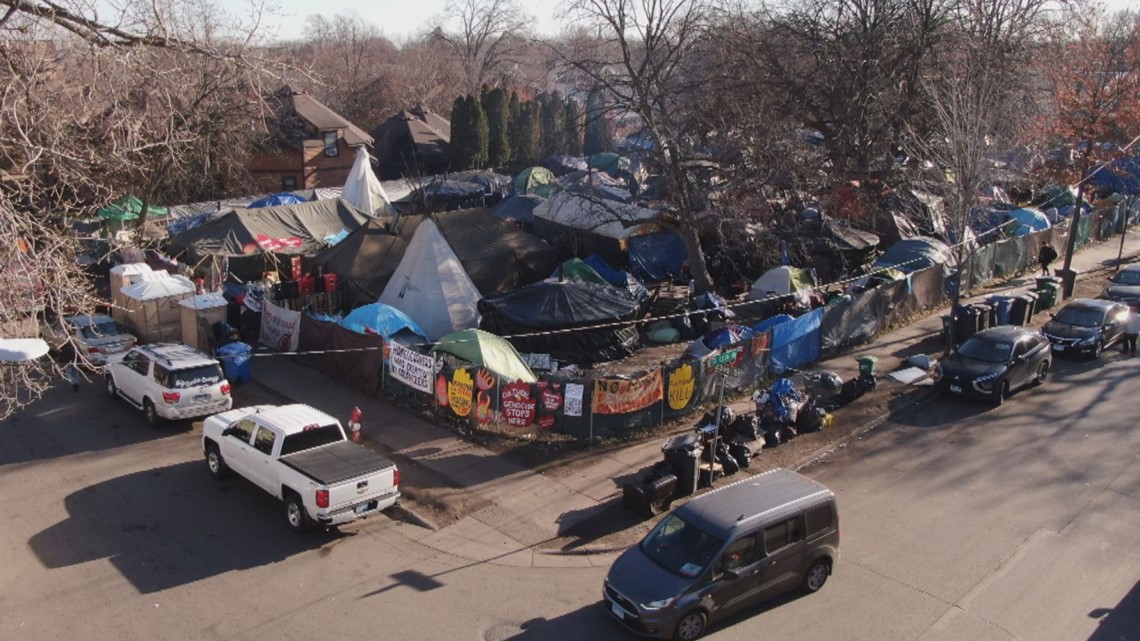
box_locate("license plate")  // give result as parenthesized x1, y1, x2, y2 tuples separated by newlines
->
(949, 384, 962, 394)
(1053, 345, 1065, 351)
(354, 501, 375, 515)
(194, 394, 209, 402)
(611, 603, 624, 620)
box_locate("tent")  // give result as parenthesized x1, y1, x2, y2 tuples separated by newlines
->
(587, 153, 629, 178)
(582, 254, 650, 303)
(748, 266, 817, 304)
(492, 194, 545, 224)
(531, 190, 659, 266)
(168, 197, 372, 280)
(477, 280, 641, 365)
(431, 328, 537, 383)
(514, 166, 558, 197)
(541, 155, 588, 176)
(97, 194, 169, 221)
(316, 208, 558, 308)
(628, 232, 688, 283)
(872, 237, 953, 274)
(1007, 207, 1051, 236)
(119, 274, 196, 343)
(378, 219, 482, 341)
(551, 258, 609, 286)
(249, 192, 308, 209)
(342, 147, 395, 221)
(1090, 156, 1140, 195)
(339, 303, 427, 341)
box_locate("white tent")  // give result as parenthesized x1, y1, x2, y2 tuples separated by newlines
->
(119, 275, 196, 343)
(378, 219, 480, 341)
(342, 147, 395, 223)
(748, 266, 816, 305)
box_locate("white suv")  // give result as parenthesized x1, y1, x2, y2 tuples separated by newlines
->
(106, 343, 233, 426)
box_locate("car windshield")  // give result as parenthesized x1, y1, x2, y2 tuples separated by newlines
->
(1111, 271, 1140, 286)
(168, 364, 224, 389)
(78, 321, 126, 340)
(280, 425, 345, 456)
(957, 337, 1013, 363)
(1054, 306, 1105, 327)
(640, 514, 724, 578)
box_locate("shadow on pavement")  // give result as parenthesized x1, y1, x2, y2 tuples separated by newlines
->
(28, 460, 349, 594)
(554, 499, 645, 551)
(1088, 579, 1140, 641)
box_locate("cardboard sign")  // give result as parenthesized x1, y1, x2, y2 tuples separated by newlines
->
(389, 342, 434, 393)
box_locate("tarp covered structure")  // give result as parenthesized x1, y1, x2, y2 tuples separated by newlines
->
(339, 302, 426, 341)
(1090, 156, 1140, 195)
(767, 308, 824, 374)
(431, 328, 537, 383)
(98, 194, 169, 221)
(628, 232, 687, 283)
(541, 155, 588, 176)
(249, 193, 308, 209)
(1007, 207, 1051, 236)
(582, 254, 650, 303)
(492, 194, 545, 224)
(168, 198, 372, 279)
(477, 280, 641, 365)
(379, 219, 481, 341)
(342, 147, 395, 221)
(315, 208, 558, 308)
(872, 237, 953, 274)
(531, 190, 659, 266)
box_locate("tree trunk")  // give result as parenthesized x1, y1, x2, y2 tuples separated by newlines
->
(676, 224, 713, 295)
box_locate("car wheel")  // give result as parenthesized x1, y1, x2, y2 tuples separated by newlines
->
(285, 493, 312, 533)
(105, 375, 118, 400)
(803, 558, 831, 593)
(143, 399, 162, 428)
(993, 381, 1009, 407)
(1033, 361, 1050, 387)
(673, 610, 707, 641)
(206, 444, 229, 479)
(1092, 340, 1103, 359)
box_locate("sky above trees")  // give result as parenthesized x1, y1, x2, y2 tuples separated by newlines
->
(268, 0, 562, 40)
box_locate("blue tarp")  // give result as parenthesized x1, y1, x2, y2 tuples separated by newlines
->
(166, 211, 213, 235)
(753, 314, 794, 333)
(704, 324, 755, 349)
(249, 192, 308, 208)
(583, 254, 650, 302)
(339, 303, 427, 340)
(768, 308, 823, 374)
(1090, 156, 1140, 195)
(1008, 208, 1051, 236)
(628, 232, 688, 283)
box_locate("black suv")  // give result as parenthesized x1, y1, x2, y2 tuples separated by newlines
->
(936, 326, 1052, 406)
(1041, 298, 1129, 359)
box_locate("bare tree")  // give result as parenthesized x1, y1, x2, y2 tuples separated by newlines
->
(299, 12, 398, 127)
(0, 0, 284, 419)
(432, 0, 533, 94)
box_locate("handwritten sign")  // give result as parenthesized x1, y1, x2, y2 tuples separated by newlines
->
(564, 383, 584, 417)
(259, 299, 300, 351)
(592, 370, 663, 415)
(448, 369, 474, 418)
(388, 342, 434, 393)
(500, 381, 537, 428)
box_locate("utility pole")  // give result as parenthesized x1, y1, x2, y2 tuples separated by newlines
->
(1058, 153, 1091, 300)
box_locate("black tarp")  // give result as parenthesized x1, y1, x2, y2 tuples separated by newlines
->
(315, 208, 559, 309)
(492, 194, 546, 224)
(298, 314, 384, 393)
(477, 280, 641, 365)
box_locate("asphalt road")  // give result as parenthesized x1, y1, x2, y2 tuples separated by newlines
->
(2, 347, 1138, 641)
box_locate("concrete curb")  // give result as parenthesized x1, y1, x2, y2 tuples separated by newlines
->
(391, 503, 440, 532)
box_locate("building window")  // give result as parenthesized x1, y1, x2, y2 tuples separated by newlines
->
(281, 176, 297, 191)
(323, 131, 339, 157)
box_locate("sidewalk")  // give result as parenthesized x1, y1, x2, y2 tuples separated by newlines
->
(250, 233, 1140, 568)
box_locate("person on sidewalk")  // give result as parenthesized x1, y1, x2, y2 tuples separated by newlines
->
(1121, 307, 1140, 357)
(1037, 242, 1058, 277)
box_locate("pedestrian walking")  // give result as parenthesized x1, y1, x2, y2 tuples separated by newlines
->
(1037, 242, 1058, 277)
(1121, 307, 1140, 357)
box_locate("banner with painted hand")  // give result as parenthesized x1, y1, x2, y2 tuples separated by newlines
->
(260, 299, 301, 351)
(389, 342, 435, 394)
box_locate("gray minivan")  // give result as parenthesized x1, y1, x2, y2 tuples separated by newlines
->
(603, 468, 839, 640)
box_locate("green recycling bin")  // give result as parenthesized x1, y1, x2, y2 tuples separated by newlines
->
(857, 355, 878, 377)
(941, 314, 957, 345)
(1034, 283, 1059, 310)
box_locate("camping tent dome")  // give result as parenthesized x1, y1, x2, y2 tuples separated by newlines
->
(514, 166, 557, 197)
(431, 328, 536, 383)
(340, 303, 427, 341)
(748, 266, 816, 303)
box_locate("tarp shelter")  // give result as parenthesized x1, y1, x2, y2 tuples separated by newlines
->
(378, 219, 481, 341)
(448, 171, 512, 197)
(168, 198, 372, 280)
(872, 237, 953, 274)
(492, 194, 545, 224)
(765, 308, 824, 374)
(531, 190, 659, 267)
(478, 280, 641, 365)
(587, 153, 629, 178)
(1090, 156, 1140, 195)
(882, 189, 948, 240)
(582, 254, 650, 303)
(370, 106, 451, 179)
(98, 194, 169, 222)
(339, 303, 427, 342)
(748, 266, 816, 305)
(541, 155, 588, 176)
(628, 232, 687, 283)
(551, 258, 609, 286)
(119, 274, 195, 343)
(1007, 208, 1051, 236)
(514, 166, 558, 197)
(431, 328, 537, 383)
(179, 292, 229, 352)
(417, 179, 487, 210)
(686, 324, 756, 358)
(341, 147, 395, 221)
(249, 192, 308, 209)
(316, 208, 558, 308)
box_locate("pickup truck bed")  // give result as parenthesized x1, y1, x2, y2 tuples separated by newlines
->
(281, 441, 396, 486)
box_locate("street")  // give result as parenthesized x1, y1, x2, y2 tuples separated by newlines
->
(1, 346, 1138, 641)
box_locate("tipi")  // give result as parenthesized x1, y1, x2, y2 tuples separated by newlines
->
(342, 147, 395, 223)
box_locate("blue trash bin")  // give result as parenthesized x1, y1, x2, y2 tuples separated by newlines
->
(217, 341, 252, 384)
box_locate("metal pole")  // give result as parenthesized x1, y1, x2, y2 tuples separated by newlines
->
(711, 371, 725, 488)
(1118, 196, 1134, 268)
(588, 381, 595, 444)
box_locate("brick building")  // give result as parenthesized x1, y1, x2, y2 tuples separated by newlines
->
(249, 88, 373, 192)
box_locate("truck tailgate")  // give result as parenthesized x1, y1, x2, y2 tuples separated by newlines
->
(281, 441, 395, 486)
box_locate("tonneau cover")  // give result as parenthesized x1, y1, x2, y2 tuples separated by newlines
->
(281, 441, 395, 486)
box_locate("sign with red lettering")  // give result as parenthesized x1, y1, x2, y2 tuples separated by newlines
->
(500, 381, 537, 428)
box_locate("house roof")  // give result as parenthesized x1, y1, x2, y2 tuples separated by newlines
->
(371, 106, 451, 172)
(290, 91, 373, 147)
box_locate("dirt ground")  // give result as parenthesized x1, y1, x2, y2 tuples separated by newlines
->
(392, 248, 1139, 540)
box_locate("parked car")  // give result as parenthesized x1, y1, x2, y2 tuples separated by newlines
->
(1101, 263, 1140, 309)
(603, 469, 839, 640)
(105, 343, 232, 426)
(41, 314, 136, 366)
(936, 326, 1051, 405)
(1041, 298, 1129, 358)
(202, 404, 400, 532)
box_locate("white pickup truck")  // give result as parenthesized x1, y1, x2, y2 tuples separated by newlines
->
(202, 404, 400, 532)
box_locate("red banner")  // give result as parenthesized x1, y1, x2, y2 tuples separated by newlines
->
(592, 370, 663, 415)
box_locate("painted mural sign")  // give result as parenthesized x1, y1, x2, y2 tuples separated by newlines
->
(592, 370, 663, 415)
(448, 369, 474, 418)
(666, 362, 697, 411)
(474, 368, 496, 425)
(501, 381, 537, 428)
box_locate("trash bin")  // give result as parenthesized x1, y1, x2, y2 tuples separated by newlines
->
(1021, 290, 1039, 319)
(217, 341, 252, 384)
(856, 355, 878, 377)
(662, 433, 701, 497)
(973, 302, 994, 330)
(1035, 275, 1062, 290)
(1054, 268, 1078, 299)
(1008, 297, 1031, 326)
(941, 314, 957, 345)
(1034, 283, 1059, 310)
(956, 307, 981, 340)
(985, 296, 1015, 325)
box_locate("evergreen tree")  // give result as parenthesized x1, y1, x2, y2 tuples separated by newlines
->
(514, 102, 539, 166)
(483, 87, 511, 169)
(449, 94, 472, 170)
(539, 91, 566, 157)
(472, 94, 490, 169)
(563, 97, 582, 156)
(583, 87, 611, 155)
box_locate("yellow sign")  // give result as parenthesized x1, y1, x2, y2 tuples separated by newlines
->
(667, 363, 696, 410)
(448, 369, 474, 418)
